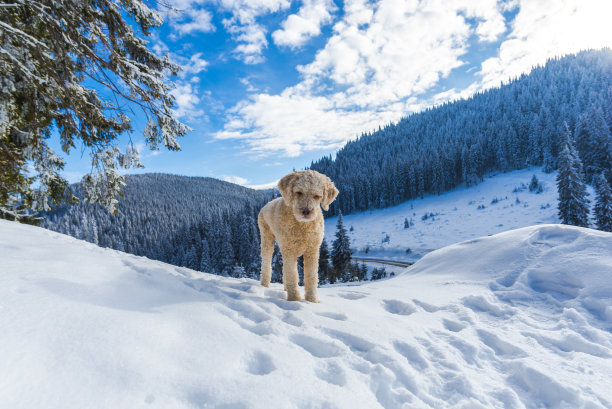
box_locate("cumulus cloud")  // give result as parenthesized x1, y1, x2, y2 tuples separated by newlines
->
(477, 0, 612, 89)
(272, 0, 337, 48)
(171, 81, 205, 120)
(178, 52, 209, 78)
(166, 0, 215, 36)
(220, 0, 291, 63)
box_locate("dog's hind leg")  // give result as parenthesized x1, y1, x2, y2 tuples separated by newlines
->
(303, 249, 320, 303)
(281, 250, 301, 301)
(258, 213, 274, 288)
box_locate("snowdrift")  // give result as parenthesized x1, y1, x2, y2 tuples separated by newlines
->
(1, 220, 611, 409)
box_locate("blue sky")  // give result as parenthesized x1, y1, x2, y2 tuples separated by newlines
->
(55, 0, 612, 188)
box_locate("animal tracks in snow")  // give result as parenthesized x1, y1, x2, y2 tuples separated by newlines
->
(244, 350, 276, 375)
(290, 334, 344, 358)
(176, 269, 612, 409)
(382, 299, 417, 315)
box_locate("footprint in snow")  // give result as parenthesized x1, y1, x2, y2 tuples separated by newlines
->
(290, 334, 344, 358)
(461, 295, 514, 317)
(443, 318, 467, 332)
(226, 300, 271, 323)
(316, 311, 348, 321)
(392, 340, 429, 371)
(323, 328, 376, 354)
(245, 350, 276, 375)
(413, 299, 441, 312)
(337, 291, 368, 300)
(382, 299, 417, 315)
(281, 312, 303, 327)
(315, 361, 347, 387)
(477, 329, 526, 358)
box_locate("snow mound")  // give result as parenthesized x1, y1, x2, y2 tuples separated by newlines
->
(2, 220, 612, 409)
(403, 224, 612, 323)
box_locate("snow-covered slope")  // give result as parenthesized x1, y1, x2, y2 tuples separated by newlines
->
(2, 219, 612, 409)
(325, 168, 596, 263)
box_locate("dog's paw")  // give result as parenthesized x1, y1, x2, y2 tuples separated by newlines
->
(287, 291, 302, 302)
(305, 292, 319, 303)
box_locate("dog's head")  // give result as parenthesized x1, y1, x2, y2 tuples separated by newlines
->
(278, 170, 339, 222)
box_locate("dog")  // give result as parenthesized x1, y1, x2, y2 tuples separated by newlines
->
(258, 170, 338, 302)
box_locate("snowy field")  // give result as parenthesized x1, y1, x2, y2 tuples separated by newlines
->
(2, 219, 612, 408)
(325, 168, 595, 263)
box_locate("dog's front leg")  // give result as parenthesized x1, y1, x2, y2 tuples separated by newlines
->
(303, 249, 320, 303)
(281, 251, 301, 301)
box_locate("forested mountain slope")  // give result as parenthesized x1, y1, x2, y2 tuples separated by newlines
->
(310, 49, 612, 216)
(42, 174, 271, 276)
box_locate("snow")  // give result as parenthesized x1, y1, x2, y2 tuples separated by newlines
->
(326, 168, 596, 263)
(2, 218, 612, 408)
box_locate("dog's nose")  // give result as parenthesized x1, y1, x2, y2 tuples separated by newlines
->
(301, 207, 312, 216)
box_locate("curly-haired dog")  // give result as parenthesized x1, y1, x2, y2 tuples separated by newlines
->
(258, 170, 339, 302)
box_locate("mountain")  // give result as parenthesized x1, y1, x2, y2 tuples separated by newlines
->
(2, 219, 611, 408)
(41, 173, 272, 277)
(310, 49, 612, 217)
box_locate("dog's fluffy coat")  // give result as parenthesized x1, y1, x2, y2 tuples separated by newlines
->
(258, 170, 338, 302)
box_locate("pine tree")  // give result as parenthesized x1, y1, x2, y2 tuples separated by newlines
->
(331, 212, 352, 282)
(318, 239, 331, 284)
(0, 0, 188, 218)
(529, 175, 539, 191)
(594, 173, 612, 232)
(271, 244, 283, 283)
(575, 107, 612, 183)
(200, 238, 211, 273)
(557, 125, 590, 227)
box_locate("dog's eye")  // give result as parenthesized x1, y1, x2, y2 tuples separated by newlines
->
(295, 191, 303, 196)
(314, 195, 321, 200)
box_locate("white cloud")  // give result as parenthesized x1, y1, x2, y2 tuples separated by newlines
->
(272, 0, 337, 48)
(476, 0, 612, 89)
(246, 180, 279, 190)
(219, 0, 291, 63)
(171, 81, 205, 120)
(223, 175, 249, 185)
(178, 52, 209, 78)
(166, 1, 215, 36)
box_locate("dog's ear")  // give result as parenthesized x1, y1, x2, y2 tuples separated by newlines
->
(278, 172, 297, 202)
(321, 176, 339, 211)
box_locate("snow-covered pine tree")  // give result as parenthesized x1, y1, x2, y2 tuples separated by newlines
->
(318, 239, 331, 285)
(529, 175, 539, 192)
(331, 212, 352, 283)
(594, 173, 612, 232)
(575, 107, 612, 183)
(0, 0, 188, 219)
(557, 125, 590, 227)
(271, 244, 283, 283)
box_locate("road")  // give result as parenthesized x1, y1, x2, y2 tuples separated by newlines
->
(352, 257, 413, 268)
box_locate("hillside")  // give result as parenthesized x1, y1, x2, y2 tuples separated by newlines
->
(42, 173, 271, 276)
(2, 219, 611, 408)
(324, 168, 596, 262)
(311, 49, 612, 217)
